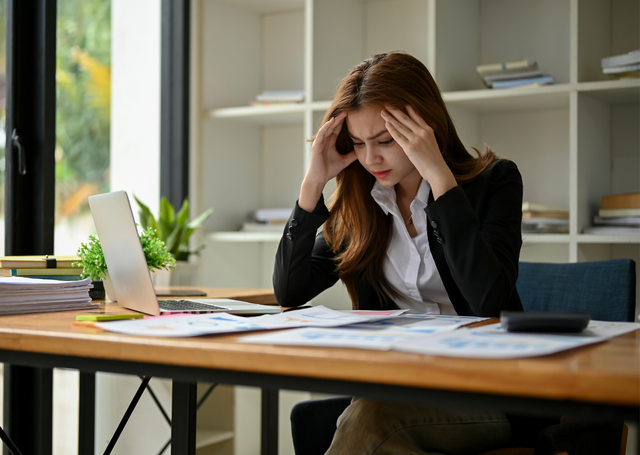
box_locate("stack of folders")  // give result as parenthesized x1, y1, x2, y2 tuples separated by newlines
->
(476, 58, 556, 89)
(521, 202, 569, 234)
(0, 255, 96, 315)
(584, 192, 640, 235)
(0, 276, 96, 315)
(601, 49, 640, 79)
(241, 207, 292, 232)
(250, 90, 305, 106)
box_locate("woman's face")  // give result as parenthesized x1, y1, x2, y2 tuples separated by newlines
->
(346, 105, 420, 188)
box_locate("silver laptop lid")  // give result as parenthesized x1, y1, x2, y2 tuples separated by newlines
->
(88, 191, 161, 316)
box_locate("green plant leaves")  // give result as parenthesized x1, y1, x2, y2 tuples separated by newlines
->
(134, 195, 213, 260)
(75, 228, 176, 281)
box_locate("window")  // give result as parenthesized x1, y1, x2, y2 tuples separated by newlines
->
(54, 0, 111, 255)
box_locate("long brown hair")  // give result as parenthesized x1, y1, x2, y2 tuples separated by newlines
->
(322, 52, 499, 308)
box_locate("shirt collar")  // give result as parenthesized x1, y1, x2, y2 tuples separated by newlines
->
(370, 179, 432, 215)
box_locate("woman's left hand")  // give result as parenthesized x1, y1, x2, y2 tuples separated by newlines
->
(382, 105, 457, 199)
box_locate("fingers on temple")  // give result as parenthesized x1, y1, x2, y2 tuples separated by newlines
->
(405, 105, 430, 129)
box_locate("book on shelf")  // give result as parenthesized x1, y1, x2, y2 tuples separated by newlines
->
(592, 216, 640, 227)
(253, 90, 305, 103)
(476, 58, 533, 74)
(601, 49, 640, 68)
(0, 255, 79, 268)
(520, 201, 569, 233)
(522, 221, 569, 234)
(490, 75, 556, 89)
(476, 58, 555, 89)
(522, 202, 569, 213)
(583, 226, 640, 236)
(601, 191, 640, 210)
(0, 276, 97, 315)
(252, 207, 293, 223)
(522, 210, 569, 219)
(602, 63, 640, 74)
(599, 208, 640, 218)
(601, 49, 640, 79)
(241, 222, 286, 233)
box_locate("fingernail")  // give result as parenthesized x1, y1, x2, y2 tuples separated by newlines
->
(381, 110, 387, 116)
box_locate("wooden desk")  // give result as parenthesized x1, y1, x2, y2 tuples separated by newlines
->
(0, 292, 638, 454)
(0, 287, 278, 455)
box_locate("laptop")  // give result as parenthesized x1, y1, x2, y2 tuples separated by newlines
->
(88, 191, 282, 316)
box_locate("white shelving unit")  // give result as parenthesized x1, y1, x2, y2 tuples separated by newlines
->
(191, 1, 639, 453)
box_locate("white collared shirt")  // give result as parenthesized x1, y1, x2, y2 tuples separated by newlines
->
(370, 180, 456, 315)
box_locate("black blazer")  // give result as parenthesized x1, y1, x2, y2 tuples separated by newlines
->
(273, 159, 524, 317)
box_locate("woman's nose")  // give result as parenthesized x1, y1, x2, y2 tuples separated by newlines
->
(364, 146, 382, 166)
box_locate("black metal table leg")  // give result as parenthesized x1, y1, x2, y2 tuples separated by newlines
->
(79, 371, 96, 453)
(2, 365, 53, 455)
(261, 388, 279, 455)
(171, 381, 197, 455)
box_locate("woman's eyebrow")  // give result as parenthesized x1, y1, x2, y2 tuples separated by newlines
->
(349, 130, 389, 141)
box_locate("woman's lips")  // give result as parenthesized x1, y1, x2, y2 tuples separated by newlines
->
(372, 170, 391, 179)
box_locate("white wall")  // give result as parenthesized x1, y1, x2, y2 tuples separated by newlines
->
(96, 1, 165, 453)
(109, 0, 162, 214)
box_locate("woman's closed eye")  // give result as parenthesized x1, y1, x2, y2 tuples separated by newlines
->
(379, 138, 395, 145)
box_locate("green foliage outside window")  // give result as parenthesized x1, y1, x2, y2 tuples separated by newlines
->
(56, 0, 111, 221)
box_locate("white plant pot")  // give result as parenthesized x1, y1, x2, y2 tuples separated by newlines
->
(152, 261, 199, 287)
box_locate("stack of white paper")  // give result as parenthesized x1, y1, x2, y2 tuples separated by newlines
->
(0, 277, 97, 315)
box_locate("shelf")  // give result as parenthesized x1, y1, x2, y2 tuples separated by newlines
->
(576, 79, 640, 104)
(205, 80, 639, 125)
(443, 84, 572, 112)
(196, 429, 234, 449)
(521, 234, 571, 244)
(206, 103, 306, 125)
(576, 234, 640, 244)
(209, 231, 282, 243)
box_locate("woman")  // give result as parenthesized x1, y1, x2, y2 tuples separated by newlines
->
(274, 52, 524, 454)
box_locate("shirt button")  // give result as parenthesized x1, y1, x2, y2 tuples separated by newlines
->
(288, 226, 297, 234)
(430, 220, 438, 228)
(286, 234, 293, 241)
(436, 236, 444, 244)
(291, 219, 299, 227)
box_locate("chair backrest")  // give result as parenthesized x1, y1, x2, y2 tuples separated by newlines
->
(516, 259, 637, 322)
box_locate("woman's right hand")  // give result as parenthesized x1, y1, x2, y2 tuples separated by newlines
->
(299, 112, 356, 211)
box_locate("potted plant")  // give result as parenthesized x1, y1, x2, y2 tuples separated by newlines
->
(134, 196, 214, 285)
(74, 227, 176, 300)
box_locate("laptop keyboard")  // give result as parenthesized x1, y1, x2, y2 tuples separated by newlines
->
(157, 299, 229, 312)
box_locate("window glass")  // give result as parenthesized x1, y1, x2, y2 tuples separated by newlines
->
(55, 0, 111, 255)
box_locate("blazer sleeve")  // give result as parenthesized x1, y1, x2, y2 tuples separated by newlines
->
(426, 160, 523, 316)
(272, 195, 340, 307)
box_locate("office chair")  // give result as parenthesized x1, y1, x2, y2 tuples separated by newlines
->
(290, 259, 636, 455)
